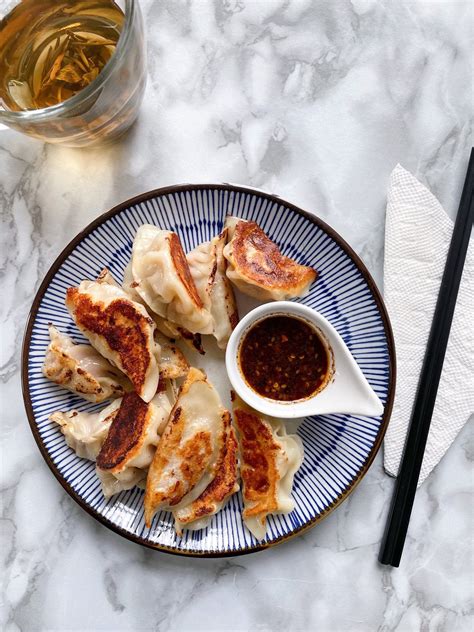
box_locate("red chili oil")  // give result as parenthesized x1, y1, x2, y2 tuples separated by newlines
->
(238, 315, 329, 402)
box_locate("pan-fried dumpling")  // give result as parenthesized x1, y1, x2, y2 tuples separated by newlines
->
(231, 393, 304, 540)
(187, 229, 239, 349)
(65, 279, 160, 402)
(223, 217, 317, 300)
(101, 266, 195, 370)
(173, 411, 239, 535)
(96, 387, 175, 498)
(131, 225, 213, 334)
(50, 398, 122, 461)
(43, 325, 131, 403)
(144, 367, 226, 527)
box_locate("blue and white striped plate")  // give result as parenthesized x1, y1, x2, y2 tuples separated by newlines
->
(22, 184, 395, 557)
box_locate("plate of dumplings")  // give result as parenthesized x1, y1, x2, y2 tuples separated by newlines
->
(22, 184, 395, 556)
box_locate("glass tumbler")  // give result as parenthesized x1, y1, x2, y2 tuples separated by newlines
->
(0, 0, 146, 147)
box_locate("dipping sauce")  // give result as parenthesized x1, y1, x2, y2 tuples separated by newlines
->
(239, 315, 330, 402)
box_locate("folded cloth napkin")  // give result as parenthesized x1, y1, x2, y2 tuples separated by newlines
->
(383, 164, 473, 486)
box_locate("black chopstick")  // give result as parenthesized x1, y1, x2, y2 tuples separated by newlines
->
(379, 149, 474, 567)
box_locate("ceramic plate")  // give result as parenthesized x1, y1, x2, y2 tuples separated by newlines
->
(22, 184, 395, 557)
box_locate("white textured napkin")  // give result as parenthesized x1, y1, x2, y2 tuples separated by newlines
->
(383, 165, 474, 486)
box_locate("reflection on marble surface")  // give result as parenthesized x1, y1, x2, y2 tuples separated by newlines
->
(1, 1, 472, 630)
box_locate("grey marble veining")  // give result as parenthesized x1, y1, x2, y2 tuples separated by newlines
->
(1, 1, 472, 631)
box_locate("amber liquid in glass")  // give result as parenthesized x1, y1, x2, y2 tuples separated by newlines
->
(0, 0, 124, 111)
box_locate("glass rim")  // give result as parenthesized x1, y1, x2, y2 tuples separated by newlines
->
(0, 0, 135, 122)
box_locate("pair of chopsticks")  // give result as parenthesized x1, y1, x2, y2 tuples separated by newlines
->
(379, 149, 474, 567)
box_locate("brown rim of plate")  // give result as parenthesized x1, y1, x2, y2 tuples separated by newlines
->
(21, 183, 396, 558)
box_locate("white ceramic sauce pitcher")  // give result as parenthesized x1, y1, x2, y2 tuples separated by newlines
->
(226, 301, 384, 419)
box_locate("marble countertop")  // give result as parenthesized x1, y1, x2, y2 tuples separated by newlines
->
(1, 1, 472, 631)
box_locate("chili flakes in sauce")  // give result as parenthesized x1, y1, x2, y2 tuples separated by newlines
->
(239, 315, 329, 402)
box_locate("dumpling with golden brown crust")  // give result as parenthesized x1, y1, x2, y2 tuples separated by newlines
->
(144, 367, 226, 527)
(99, 267, 192, 374)
(223, 217, 317, 300)
(65, 280, 160, 402)
(231, 392, 303, 540)
(187, 229, 239, 349)
(173, 411, 239, 536)
(131, 225, 213, 335)
(96, 385, 175, 498)
(43, 325, 131, 403)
